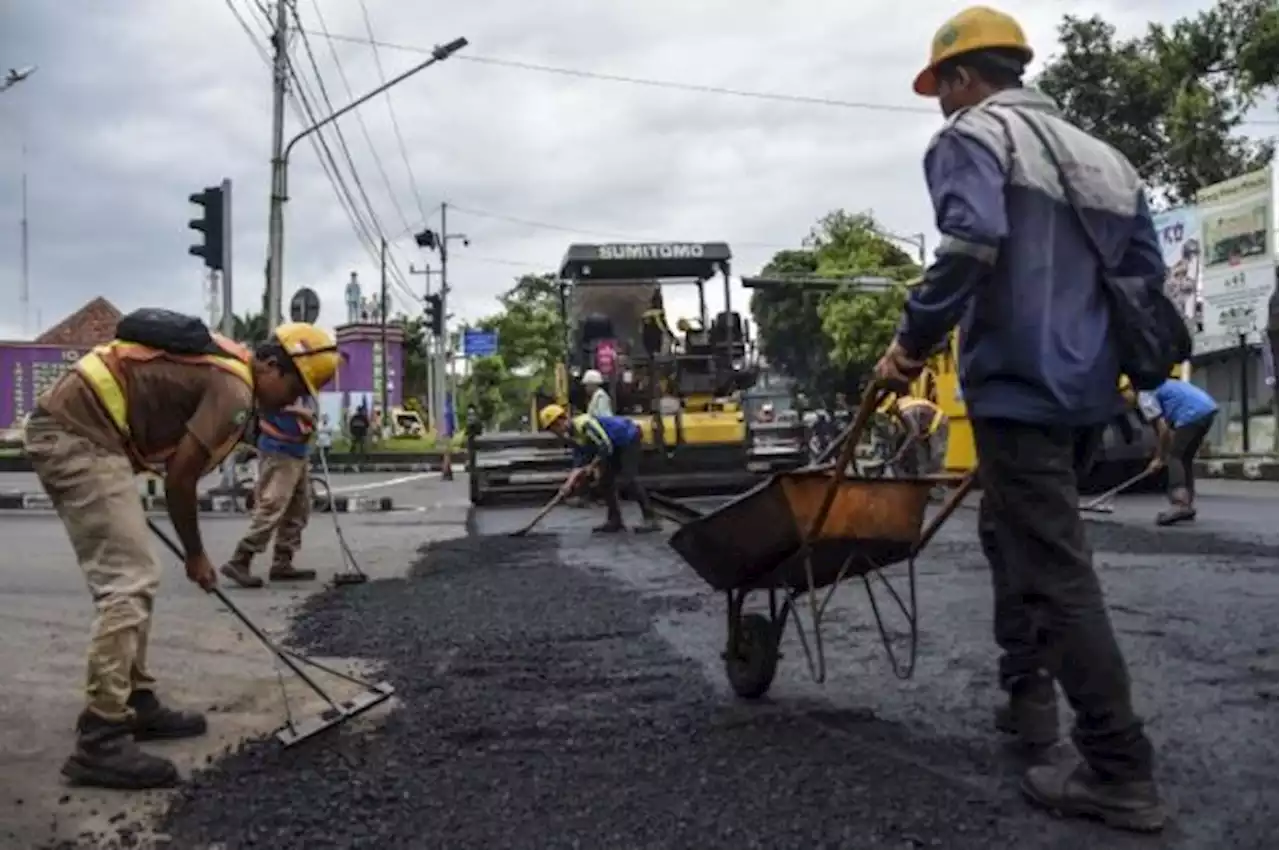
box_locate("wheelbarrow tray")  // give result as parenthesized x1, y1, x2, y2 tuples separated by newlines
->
(668, 469, 956, 594)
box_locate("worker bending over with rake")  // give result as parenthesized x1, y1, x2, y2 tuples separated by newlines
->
(23, 312, 338, 790)
(874, 7, 1165, 832)
(220, 396, 320, 588)
(1127, 378, 1218, 526)
(539, 403, 660, 534)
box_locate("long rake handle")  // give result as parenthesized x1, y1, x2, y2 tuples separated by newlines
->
(145, 518, 341, 709)
(1080, 467, 1154, 510)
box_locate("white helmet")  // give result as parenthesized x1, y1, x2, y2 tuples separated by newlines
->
(582, 369, 604, 386)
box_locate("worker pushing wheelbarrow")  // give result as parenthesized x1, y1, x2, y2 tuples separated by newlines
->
(657, 382, 976, 699)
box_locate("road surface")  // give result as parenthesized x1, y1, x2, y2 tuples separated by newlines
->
(3, 476, 1275, 848)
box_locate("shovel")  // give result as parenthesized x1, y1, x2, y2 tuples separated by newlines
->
(509, 486, 571, 537)
(146, 518, 394, 747)
(1079, 467, 1156, 514)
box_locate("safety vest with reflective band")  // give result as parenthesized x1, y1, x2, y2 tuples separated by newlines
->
(569, 413, 640, 465)
(895, 398, 946, 436)
(75, 336, 254, 471)
(257, 400, 317, 458)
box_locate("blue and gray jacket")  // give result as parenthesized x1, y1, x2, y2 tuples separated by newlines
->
(569, 413, 641, 467)
(897, 88, 1165, 426)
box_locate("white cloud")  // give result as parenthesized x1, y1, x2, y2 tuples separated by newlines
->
(0, 0, 1265, 345)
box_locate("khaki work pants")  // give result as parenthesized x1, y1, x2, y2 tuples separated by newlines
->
(236, 453, 311, 564)
(23, 412, 161, 722)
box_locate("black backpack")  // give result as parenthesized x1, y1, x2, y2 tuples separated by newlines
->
(114, 308, 226, 357)
(1008, 112, 1191, 390)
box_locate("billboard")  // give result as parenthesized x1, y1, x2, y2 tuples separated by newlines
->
(1151, 206, 1201, 321)
(1194, 167, 1276, 356)
(0, 344, 86, 430)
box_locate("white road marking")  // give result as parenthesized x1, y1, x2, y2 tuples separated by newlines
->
(329, 472, 439, 494)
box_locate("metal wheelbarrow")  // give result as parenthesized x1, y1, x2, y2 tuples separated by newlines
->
(656, 383, 976, 699)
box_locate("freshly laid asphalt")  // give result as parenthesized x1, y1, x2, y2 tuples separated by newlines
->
(20, 477, 1280, 849)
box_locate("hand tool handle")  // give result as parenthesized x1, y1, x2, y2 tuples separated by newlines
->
(805, 381, 887, 541)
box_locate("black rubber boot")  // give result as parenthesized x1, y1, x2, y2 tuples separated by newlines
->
(220, 547, 263, 588)
(1155, 505, 1195, 526)
(128, 689, 208, 741)
(994, 672, 1059, 750)
(63, 711, 180, 790)
(1022, 761, 1166, 833)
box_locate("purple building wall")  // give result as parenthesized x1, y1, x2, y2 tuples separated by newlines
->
(335, 323, 405, 411)
(1, 344, 89, 429)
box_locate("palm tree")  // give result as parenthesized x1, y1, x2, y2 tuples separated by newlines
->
(232, 312, 269, 346)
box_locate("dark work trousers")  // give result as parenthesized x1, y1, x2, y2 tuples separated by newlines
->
(599, 442, 655, 524)
(1166, 412, 1216, 500)
(973, 418, 1154, 782)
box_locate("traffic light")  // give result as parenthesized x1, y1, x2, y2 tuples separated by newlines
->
(414, 228, 439, 251)
(424, 293, 444, 335)
(188, 185, 225, 271)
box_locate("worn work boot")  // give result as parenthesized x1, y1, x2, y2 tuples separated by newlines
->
(592, 520, 626, 534)
(1022, 761, 1167, 833)
(633, 517, 662, 534)
(1155, 504, 1196, 526)
(220, 547, 263, 589)
(62, 711, 180, 790)
(268, 559, 317, 582)
(994, 672, 1060, 750)
(128, 689, 208, 741)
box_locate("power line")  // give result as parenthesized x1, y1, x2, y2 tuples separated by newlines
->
(298, 29, 1279, 128)
(447, 204, 794, 250)
(226, 0, 420, 312)
(296, 30, 935, 116)
(356, 0, 431, 224)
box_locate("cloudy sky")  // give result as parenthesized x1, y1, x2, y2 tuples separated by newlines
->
(0, 0, 1274, 342)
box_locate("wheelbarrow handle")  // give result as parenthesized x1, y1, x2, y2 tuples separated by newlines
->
(805, 382, 888, 541)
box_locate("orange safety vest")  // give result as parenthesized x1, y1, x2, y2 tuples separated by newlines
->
(256, 401, 317, 445)
(894, 397, 946, 436)
(75, 334, 255, 472)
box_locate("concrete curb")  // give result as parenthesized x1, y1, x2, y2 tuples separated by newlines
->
(1193, 459, 1278, 482)
(0, 491, 396, 513)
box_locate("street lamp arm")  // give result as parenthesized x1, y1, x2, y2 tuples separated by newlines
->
(282, 37, 468, 163)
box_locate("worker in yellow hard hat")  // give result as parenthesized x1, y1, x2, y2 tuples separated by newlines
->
(538, 402, 659, 533)
(221, 322, 345, 588)
(874, 7, 1166, 832)
(22, 310, 339, 790)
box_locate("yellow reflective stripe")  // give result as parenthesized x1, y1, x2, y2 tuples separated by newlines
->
(574, 414, 613, 453)
(898, 398, 944, 435)
(75, 349, 130, 436)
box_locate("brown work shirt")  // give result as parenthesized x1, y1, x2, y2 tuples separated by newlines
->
(36, 360, 254, 469)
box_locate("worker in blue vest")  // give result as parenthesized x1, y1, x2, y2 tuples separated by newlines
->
(1126, 378, 1219, 525)
(539, 403, 660, 533)
(221, 398, 319, 587)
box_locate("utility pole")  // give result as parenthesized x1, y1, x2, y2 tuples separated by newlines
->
(265, 0, 290, 330)
(379, 238, 390, 435)
(20, 142, 29, 336)
(438, 202, 450, 445)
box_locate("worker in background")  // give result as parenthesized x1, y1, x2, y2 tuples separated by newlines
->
(641, 289, 678, 360)
(756, 402, 776, 424)
(23, 319, 338, 790)
(347, 404, 369, 458)
(1128, 378, 1219, 525)
(880, 393, 949, 477)
(582, 369, 614, 417)
(875, 8, 1164, 831)
(219, 395, 320, 588)
(539, 403, 660, 534)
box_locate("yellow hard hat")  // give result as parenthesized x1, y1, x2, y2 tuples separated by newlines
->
(538, 403, 567, 430)
(273, 322, 340, 395)
(914, 7, 1033, 97)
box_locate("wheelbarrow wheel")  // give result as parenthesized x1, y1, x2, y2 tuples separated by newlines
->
(724, 613, 780, 700)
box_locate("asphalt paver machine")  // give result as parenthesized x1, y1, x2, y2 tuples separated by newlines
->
(469, 241, 807, 504)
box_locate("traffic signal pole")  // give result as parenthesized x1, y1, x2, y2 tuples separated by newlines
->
(219, 178, 234, 336)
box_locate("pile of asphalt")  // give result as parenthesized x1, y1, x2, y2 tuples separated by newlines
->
(84, 532, 1050, 850)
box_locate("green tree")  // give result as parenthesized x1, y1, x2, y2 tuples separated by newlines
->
(397, 315, 429, 400)
(1036, 0, 1277, 205)
(749, 211, 920, 399)
(476, 272, 565, 393)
